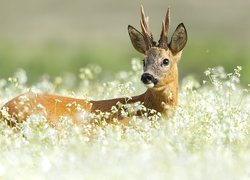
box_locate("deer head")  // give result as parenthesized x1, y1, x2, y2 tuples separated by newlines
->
(128, 6, 187, 91)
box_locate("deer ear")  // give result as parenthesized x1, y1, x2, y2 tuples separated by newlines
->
(169, 23, 187, 54)
(128, 25, 147, 54)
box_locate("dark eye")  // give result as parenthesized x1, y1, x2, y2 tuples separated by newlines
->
(142, 59, 146, 67)
(162, 59, 169, 66)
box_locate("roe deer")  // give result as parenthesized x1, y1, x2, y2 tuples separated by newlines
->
(0, 6, 187, 126)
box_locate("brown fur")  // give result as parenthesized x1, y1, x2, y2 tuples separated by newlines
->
(0, 6, 187, 126)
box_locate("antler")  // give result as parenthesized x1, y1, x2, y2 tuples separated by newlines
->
(140, 5, 155, 49)
(158, 8, 170, 49)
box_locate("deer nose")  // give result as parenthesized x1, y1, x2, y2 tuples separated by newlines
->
(141, 73, 158, 85)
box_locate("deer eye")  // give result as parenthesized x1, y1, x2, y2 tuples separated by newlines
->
(162, 59, 169, 66)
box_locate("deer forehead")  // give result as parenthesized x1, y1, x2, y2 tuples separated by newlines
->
(145, 47, 172, 63)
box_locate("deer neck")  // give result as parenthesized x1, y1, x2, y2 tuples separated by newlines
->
(142, 77, 178, 114)
(90, 75, 178, 115)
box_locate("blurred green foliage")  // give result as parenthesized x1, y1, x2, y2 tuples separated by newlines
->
(0, 39, 249, 86)
(0, 0, 249, 86)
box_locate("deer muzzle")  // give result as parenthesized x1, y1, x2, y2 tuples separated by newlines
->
(141, 73, 158, 87)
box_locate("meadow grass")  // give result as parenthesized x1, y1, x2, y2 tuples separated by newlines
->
(0, 59, 249, 180)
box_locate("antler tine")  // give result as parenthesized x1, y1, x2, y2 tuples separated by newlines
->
(159, 8, 170, 49)
(165, 8, 170, 36)
(159, 21, 167, 48)
(140, 5, 153, 48)
(140, 5, 149, 33)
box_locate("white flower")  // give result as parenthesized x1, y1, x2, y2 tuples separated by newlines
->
(204, 70, 210, 76)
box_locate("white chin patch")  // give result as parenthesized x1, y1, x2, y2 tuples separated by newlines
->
(145, 83, 154, 88)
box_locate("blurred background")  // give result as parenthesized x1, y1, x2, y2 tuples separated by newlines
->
(0, 0, 249, 85)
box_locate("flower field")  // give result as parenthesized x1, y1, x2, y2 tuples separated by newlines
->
(0, 59, 249, 180)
